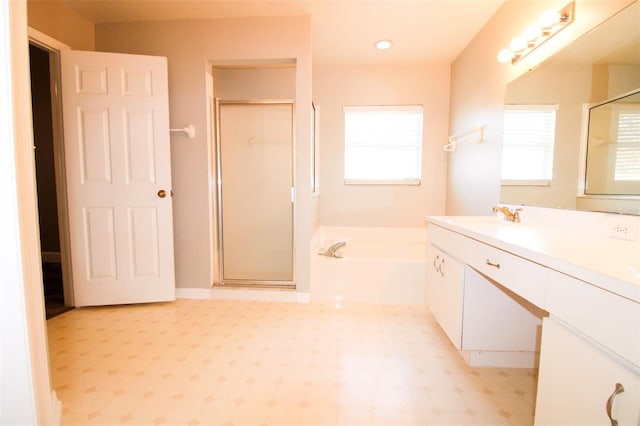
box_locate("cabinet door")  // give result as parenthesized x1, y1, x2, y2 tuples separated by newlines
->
(535, 317, 640, 426)
(426, 244, 464, 349)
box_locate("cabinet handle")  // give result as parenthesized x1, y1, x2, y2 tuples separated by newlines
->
(606, 382, 624, 426)
(432, 255, 445, 277)
(486, 259, 501, 269)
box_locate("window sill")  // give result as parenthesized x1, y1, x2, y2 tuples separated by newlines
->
(501, 179, 550, 186)
(344, 179, 421, 186)
(578, 193, 640, 200)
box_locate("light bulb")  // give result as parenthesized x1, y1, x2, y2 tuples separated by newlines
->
(509, 36, 527, 52)
(497, 49, 514, 63)
(523, 25, 542, 42)
(374, 40, 393, 50)
(539, 10, 561, 28)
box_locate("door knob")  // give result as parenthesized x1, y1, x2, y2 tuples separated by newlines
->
(157, 189, 167, 198)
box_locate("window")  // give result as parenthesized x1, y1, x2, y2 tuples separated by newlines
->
(501, 105, 558, 185)
(614, 109, 640, 181)
(344, 105, 423, 184)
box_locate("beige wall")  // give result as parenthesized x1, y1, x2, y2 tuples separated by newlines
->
(313, 62, 449, 227)
(447, 0, 636, 215)
(214, 67, 296, 100)
(96, 16, 314, 291)
(27, 0, 94, 50)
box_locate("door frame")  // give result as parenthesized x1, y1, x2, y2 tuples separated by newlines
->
(214, 98, 296, 288)
(28, 27, 75, 306)
(4, 4, 61, 422)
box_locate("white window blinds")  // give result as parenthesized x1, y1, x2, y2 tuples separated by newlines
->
(344, 105, 423, 184)
(614, 110, 640, 181)
(501, 105, 558, 182)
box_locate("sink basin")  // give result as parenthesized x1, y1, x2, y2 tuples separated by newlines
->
(431, 215, 541, 232)
(435, 215, 520, 226)
(428, 215, 548, 250)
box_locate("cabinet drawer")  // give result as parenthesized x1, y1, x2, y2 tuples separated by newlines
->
(463, 237, 547, 308)
(546, 271, 640, 367)
(429, 224, 547, 308)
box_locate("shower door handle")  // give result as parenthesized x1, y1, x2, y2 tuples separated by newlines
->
(290, 187, 295, 203)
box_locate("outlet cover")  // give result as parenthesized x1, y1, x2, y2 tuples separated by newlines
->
(610, 221, 638, 241)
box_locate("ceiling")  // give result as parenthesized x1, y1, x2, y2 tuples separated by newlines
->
(62, 0, 505, 64)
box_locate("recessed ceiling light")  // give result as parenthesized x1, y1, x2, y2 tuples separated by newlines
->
(374, 40, 393, 50)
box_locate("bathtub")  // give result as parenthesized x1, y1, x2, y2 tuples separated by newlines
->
(310, 226, 427, 305)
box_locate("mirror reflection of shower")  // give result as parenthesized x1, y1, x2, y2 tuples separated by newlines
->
(212, 63, 296, 288)
(585, 89, 640, 196)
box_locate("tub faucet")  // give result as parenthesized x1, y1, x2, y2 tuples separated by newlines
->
(492, 206, 522, 222)
(319, 241, 347, 258)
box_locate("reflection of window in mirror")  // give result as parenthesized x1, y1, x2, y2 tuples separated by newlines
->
(585, 90, 640, 195)
(613, 107, 640, 181)
(501, 105, 558, 186)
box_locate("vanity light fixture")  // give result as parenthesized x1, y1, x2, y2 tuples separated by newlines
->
(374, 39, 393, 50)
(497, 1, 575, 64)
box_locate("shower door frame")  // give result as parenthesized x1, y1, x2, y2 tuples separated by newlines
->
(214, 98, 296, 289)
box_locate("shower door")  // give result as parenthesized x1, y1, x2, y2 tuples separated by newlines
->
(216, 100, 294, 287)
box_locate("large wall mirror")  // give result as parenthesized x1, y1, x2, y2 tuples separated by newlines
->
(501, 1, 640, 215)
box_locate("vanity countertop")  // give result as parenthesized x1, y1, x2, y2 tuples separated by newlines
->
(427, 215, 640, 303)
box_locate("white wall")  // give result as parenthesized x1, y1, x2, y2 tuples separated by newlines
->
(96, 17, 314, 291)
(313, 62, 449, 227)
(447, 0, 636, 215)
(27, 0, 95, 50)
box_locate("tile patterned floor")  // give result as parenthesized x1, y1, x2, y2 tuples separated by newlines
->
(47, 300, 537, 425)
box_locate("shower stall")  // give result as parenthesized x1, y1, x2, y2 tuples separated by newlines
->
(214, 99, 295, 288)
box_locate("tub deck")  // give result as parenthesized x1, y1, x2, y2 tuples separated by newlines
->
(310, 227, 427, 305)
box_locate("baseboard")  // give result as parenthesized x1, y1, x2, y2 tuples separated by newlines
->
(459, 349, 538, 368)
(43, 390, 62, 426)
(296, 292, 310, 303)
(41, 252, 61, 263)
(175, 288, 213, 299)
(176, 287, 310, 303)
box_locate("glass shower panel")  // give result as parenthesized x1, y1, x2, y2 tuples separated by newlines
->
(218, 102, 294, 283)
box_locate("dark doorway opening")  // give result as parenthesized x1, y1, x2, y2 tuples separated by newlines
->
(29, 43, 72, 319)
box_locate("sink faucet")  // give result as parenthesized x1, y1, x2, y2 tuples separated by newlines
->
(492, 206, 522, 222)
(319, 241, 347, 258)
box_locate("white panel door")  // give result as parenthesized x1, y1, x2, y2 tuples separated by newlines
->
(60, 50, 175, 307)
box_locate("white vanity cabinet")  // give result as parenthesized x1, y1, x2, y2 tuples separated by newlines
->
(535, 317, 640, 426)
(426, 213, 640, 426)
(535, 270, 640, 425)
(427, 224, 542, 366)
(426, 243, 464, 348)
(545, 270, 639, 367)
